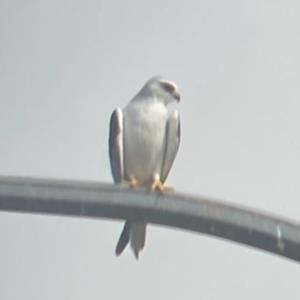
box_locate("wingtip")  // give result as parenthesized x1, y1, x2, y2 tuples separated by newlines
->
(115, 246, 123, 256)
(115, 221, 131, 257)
(134, 250, 139, 260)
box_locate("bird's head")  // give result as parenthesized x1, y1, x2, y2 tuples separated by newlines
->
(135, 76, 181, 105)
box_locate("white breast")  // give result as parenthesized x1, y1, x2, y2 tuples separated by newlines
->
(123, 101, 168, 184)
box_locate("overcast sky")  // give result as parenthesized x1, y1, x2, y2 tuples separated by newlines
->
(1, 0, 300, 299)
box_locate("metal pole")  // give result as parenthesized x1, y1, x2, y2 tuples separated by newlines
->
(0, 176, 299, 263)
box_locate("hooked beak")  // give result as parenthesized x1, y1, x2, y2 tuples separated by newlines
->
(173, 90, 181, 102)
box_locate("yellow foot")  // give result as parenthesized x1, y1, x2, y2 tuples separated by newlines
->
(151, 177, 174, 193)
(129, 177, 138, 188)
(123, 177, 141, 188)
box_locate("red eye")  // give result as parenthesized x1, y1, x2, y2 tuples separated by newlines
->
(162, 81, 176, 94)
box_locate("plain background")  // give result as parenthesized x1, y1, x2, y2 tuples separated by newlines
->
(1, 0, 300, 299)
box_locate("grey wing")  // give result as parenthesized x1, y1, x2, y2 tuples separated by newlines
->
(115, 221, 131, 256)
(160, 110, 181, 183)
(109, 108, 124, 183)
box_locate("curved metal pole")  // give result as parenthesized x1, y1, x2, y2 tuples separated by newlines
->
(0, 176, 299, 263)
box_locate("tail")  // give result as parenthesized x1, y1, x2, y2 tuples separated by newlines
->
(115, 221, 147, 259)
(130, 222, 146, 260)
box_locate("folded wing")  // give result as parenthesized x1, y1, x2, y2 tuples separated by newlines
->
(109, 108, 124, 183)
(161, 110, 181, 183)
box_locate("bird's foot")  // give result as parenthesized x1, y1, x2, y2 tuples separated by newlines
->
(151, 177, 174, 193)
(123, 177, 141, 188)
(129, 177, 138, 188)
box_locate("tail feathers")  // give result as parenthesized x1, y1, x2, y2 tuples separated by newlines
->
(115, 222, 147, 259)
(130, 223, 146, 260)
(115, 221, 131, 256)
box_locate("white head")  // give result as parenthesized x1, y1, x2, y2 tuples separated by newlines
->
(133, 76, 180, 105)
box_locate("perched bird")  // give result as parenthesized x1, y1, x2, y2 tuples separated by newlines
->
(109, 76, 181, 259)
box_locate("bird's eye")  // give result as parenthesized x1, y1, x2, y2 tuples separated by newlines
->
(161, 81, 176, 94)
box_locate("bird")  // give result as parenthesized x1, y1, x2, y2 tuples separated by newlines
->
(108, 76, 181, 259)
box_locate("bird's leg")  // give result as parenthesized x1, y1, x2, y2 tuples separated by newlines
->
(151, 174, 174, 193)
(129, 177, 138, 188)
(123, 176, 140, 188)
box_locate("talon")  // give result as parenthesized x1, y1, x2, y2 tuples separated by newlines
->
(123, 177, 139, 188)
(151, 176, 174, 193)
(161, 184, 174, 192)
(129, 177, 138, 188)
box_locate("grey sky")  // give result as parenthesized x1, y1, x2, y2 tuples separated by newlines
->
(0, 0, 300, 299)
